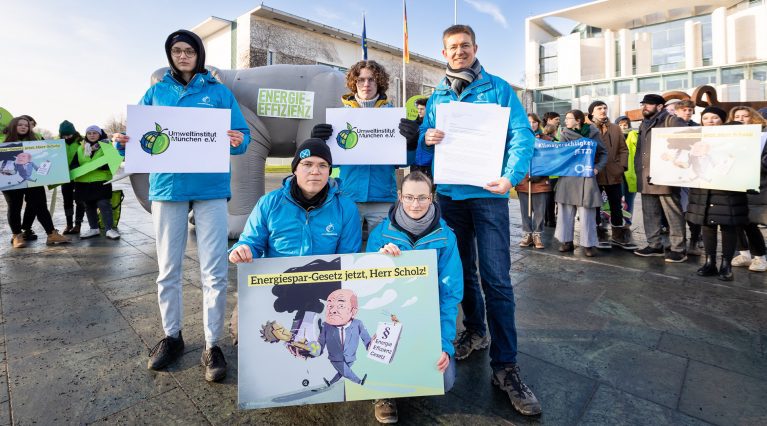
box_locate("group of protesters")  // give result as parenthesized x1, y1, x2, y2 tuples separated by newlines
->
(3, 20, 766, 425)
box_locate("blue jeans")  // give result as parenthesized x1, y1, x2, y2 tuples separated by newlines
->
(438, 195, 518, 369)
(443, 355, 456, 392)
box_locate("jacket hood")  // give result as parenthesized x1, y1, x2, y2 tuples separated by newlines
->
(164, 30, 207, 83)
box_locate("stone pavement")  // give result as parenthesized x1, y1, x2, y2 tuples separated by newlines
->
(0, 175, 765, 425)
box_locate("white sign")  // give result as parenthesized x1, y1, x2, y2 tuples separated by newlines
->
(433, 102, 510, 187)
(125, 105, 231, 173)
(650, 125, 762, 191)
(326, 107, 407, 165)
(367, 322, 403, 364)
(257, 89, 314, 119)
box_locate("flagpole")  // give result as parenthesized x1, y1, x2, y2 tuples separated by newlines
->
(454, 0, 457, 24)
(402, 0, 407, 107)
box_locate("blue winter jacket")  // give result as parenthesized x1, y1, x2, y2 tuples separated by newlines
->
(336, 94, 399, 203)
(417, 68, 534, 200)
(366, 213, 464, 356)
(230, 177, 361, 258)
(138, 70, 251, 201)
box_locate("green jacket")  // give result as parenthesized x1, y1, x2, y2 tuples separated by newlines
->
(73, 141, 112, 183)
(624, 130, 638, 193)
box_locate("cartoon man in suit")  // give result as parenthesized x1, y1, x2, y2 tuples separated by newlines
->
(318, 288, 371, 386)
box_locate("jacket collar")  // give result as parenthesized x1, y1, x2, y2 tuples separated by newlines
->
(161, 70, 217, 92)
(341, 93, 390, 108)
(434, 67, 491, 98)
(281, 176, 340, 208)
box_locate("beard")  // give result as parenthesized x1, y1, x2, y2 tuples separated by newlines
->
(641, 108, 657, 118)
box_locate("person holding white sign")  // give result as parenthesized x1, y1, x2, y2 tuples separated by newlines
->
(366, 171, 463, 424)
(114, 29, 250, 382)
(311, 60, 420, 235)
(419, 25, 541, 417)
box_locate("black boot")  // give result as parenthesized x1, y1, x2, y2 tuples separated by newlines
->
(697, 255, 718, 276)
(718, 258, 733, 281)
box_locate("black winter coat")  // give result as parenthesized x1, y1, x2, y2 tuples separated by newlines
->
(686, 189, 749, 226)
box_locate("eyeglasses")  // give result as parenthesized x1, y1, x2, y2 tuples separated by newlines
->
(402, 195, 431, 204)
(170, 48, 197, 58)
(298, 161, 330, 172)
(356, 77, 375, 85)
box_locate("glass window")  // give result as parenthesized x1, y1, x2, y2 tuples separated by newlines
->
(421, 85, 435, 95)
(614, 80, 632, 95)
(638, 77, 661, 92)
(722, 67, 744, 84)
(692, 69, 717, 86)
(664, 73, 688, 90)
(536, 87, 573, 103)
(752, 64, 767, 81)
(575, 83, 610, 98)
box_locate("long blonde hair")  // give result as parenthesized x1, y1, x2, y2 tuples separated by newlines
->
(727, 106, 767, 129)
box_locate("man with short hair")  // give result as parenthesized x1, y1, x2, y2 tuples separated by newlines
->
(419, 24, 541, 416)
(633, 94, 689, 262)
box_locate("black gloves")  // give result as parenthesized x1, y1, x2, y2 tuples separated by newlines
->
(311, 123, 333, 141)
(398, 118, 420, 150)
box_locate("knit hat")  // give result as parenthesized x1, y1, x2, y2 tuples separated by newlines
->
(85, 125, 102, 135)
(59, 120, 76, 136)
(292, 138, 333, 172)
(701, 106, 727, 123)
(640, 94, 666, 105)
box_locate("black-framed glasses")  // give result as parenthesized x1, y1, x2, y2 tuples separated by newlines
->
(170, 48, 197, 58)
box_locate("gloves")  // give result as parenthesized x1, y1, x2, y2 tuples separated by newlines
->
(398, 118, 420, 150)
(311, 123, 333, 141)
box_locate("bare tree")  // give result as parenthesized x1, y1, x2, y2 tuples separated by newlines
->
(38, 128, 54, 140)
(103, 114, 126, 135)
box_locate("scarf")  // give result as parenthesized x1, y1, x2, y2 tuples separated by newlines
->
(354, 94, 380, 108)
(393, 202, 436, 240)
(445, 59, 481, 95)
(290, 177, 329, 211)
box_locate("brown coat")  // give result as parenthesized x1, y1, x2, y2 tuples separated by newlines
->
(635, 110, 689, 194)
(515, 174, 552, 193)
(596, 122, 629, 186)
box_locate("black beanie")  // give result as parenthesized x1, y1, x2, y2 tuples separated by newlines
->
(292, 139, 333, 172)
(701, 106, 727, 123)
(588, 100, 607, 116)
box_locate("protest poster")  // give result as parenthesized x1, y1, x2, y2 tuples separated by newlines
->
(257, 89, 315, 119)
(326, 107, 407, 165)
(530, 138, 597, 177)
(125, 105, 230, 173)
(649, 125, 762, 191)
(0, 140, 69, 190)
(237, 250, 444, 409)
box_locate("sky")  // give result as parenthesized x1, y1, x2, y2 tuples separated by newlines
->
(1, 0, 585, 135)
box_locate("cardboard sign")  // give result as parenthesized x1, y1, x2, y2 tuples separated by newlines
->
(257, 89, 315, 119)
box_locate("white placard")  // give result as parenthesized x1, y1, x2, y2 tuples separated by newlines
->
(125, 105, 231, 173)
(326, 107, 406, 165)
(367, 322, 403, 364)
(433, 102, 510, 187)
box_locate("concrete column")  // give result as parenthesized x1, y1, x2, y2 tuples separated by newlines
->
(604, 29, 616, 79)
(711, 7, 727, 66)
(618, 29, 632, 77)
(526, 40, 540, 89)
(634, 32, 651, 75)
(741, 79, 765, 101)
(685, 21, 702, 69)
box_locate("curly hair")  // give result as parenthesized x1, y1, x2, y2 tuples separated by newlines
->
(728, 105, 767, 128)
(345, 60, 389, 96)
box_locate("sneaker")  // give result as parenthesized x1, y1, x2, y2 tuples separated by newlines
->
(532, 233, 544, 249)
(518, 233, 533, 247)
(21, 229, 38, 240)
(634, 246, 664, 257)
(373, 399, 398, 424)
(491, 365, 542, 416)
(665, 251, 687, 263)
(11, 233, 26, 249)
(748, 257, 767, 272)
(731, 254, 752, 267)
(45, 230, 71, 246)
(201, 345, 227, 382)
(105, 229, 121, 240)
(147, 332, 184, 370)
(80, 228, 101, 239)
(454, 329, 490, 360)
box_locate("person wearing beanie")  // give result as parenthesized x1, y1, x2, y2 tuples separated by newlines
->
(701, 106, 726, 124)
(228, 138, 361, 344)
(633, 94, 690, 263)
(113, 29, 251, 382)
(57, 120, 86, 235)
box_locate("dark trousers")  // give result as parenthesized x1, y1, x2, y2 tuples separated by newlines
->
(84, 198, 114, 230)
(3, 187, 54, 235)
(702, 225, 737, 259)
(61, 182, 85, 226)
(596, 183, 624, 227)
(545, 178, 558, 225)
(438, 194, 518, 369)
(737, 223, 767, 256)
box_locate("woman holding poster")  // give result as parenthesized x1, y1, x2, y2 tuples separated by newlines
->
(366, 171, 463, 424)
(114, 29, 250, 382)
(311, 60, 420, 236)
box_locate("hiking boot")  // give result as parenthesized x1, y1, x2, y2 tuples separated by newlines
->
(201, 345, 227, 382)
(63, 224, 76, 234)
(664, 251, 687, 263)
(105, 229, 121, 240)
(532, 232, 544, 249)
(718, 258, 733, 281)
(518, 233, 533, 247)
(634, 246, 664, 257)
(558, 241, 574, 252)
(46, 230, 70, 246)
(21, 229, 38, 240)
(492, 365, 542, 416)
(748, 256, 767, 272)
(731, 254, 752, 267)
(373, 399, 398, 424)
(70, 223, 81, 235)
(697, 255, 718, 276)
(80, 228, 100, 239)
(147, 332, 184, 370)
(11, 234, 26, 248)
(454, 329, 489, 360)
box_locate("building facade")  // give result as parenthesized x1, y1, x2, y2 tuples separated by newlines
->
(192, 5, 445, 107)
(525, 0, 767, 116)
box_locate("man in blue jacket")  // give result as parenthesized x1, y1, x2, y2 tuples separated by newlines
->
(115, 29, 251, 382)
(419, 25, 541, 416)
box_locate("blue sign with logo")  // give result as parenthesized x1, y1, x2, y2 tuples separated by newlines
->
(530, 138, 597, 177)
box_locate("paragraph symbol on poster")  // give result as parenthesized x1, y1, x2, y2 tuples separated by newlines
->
(368, 322, 402, 364)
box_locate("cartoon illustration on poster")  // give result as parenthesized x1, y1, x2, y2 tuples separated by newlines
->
(237, 251, 443, 409)
(0, 140, 69, 190)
